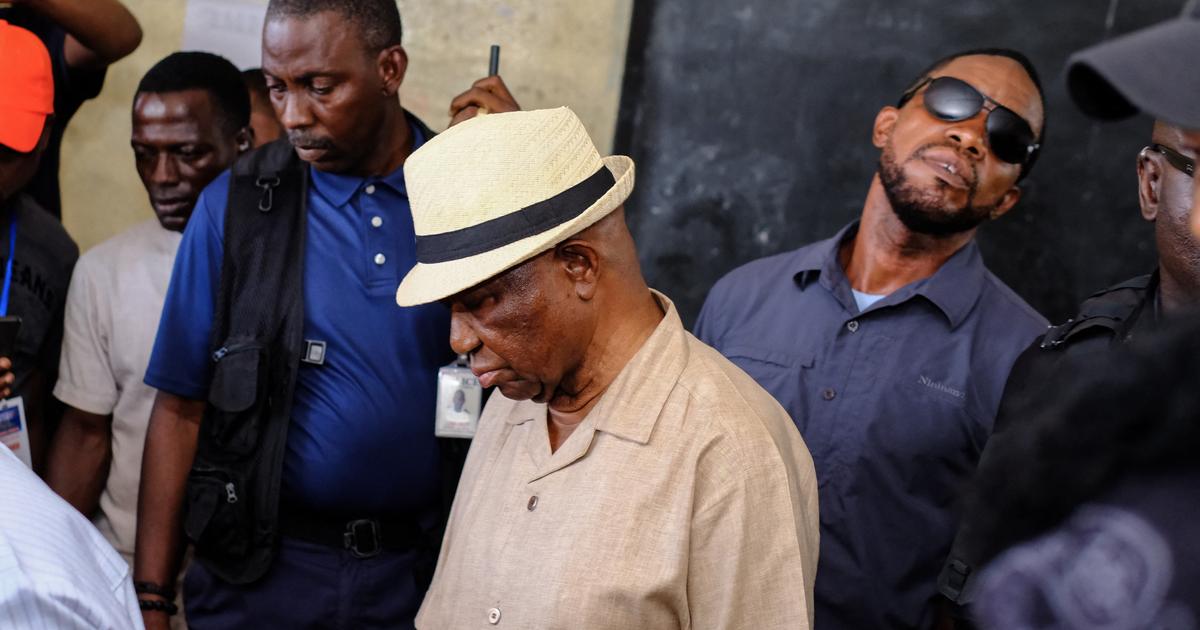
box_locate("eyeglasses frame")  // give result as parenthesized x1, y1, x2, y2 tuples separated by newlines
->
(1148, 143, 1195, 178)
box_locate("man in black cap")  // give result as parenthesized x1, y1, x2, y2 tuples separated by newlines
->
(938, 2, 1200, 625)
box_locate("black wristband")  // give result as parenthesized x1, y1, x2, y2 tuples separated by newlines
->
(134, 580, 176, 601)
(138, 598, 179, 616)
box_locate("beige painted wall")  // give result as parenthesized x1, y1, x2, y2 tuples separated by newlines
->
(60, 0, 633, 251)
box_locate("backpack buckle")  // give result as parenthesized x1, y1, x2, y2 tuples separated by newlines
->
(256, 176, 281, 212)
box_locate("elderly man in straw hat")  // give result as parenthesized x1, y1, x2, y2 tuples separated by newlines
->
(399, 107, 820, 629)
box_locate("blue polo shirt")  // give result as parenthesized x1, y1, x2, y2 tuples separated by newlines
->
(695, 222, 1046, 630)
(146, 124, 453, 515)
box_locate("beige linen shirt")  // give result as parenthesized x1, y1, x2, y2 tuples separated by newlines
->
(53, 219, 181, 557)
(417, 292, 819, 630)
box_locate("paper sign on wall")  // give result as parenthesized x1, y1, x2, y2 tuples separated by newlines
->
(182, 0, 268, 70)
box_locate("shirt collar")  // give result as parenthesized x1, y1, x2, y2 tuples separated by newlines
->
(308, 114, 428, 208)
(589, 290, 688, 444)
(793, 220, 988, 328)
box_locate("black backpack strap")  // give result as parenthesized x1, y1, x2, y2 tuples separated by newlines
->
(188, 139, 309, 584)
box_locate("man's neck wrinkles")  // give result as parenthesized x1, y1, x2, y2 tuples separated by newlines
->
(847, 179, 972, 293)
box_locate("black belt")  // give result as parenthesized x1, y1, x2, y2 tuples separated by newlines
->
(279, 506, 428, 559)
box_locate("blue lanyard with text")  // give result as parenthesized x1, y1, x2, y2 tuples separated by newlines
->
(0, 216, 16, 317)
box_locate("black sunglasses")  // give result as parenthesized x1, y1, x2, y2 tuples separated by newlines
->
(898, 76, 1040, 166)
(1149, 144, 1195, 178)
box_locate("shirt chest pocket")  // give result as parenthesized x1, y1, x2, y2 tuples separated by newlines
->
(721, 344, 815, 420)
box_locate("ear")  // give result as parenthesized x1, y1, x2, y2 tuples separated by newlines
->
(1136, 147, 1163, 222)
(554, 239, 601, 301)
(236, 127, 255, 153)
(872, 106, 900, 149)
(989, 185, 1022, 221)
(378, 45, 408, 97)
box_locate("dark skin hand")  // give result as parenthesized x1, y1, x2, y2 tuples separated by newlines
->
(7, 0, 142, 68)
(448, 75, 521, 127)
(0, 357, 14, 398)
(134, 391, 204, 630)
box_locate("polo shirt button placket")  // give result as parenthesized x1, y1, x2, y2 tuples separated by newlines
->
(846, 320, 859, 333)
(487, 607, 502, 624)
(365, 184, 377, 195)
(821, 388, 837, 401)
(371, 216, 383, 228)
(374, 253, 387, 266)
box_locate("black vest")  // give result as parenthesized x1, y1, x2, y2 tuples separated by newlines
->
(938, 273, 1157, 613)
(183, 117, 459, 584)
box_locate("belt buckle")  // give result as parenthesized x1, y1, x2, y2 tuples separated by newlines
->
(344, 519, 382, 559)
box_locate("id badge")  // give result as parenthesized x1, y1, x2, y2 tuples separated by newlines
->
(0, 396, 31, 468)
(435, 355, 482, 439)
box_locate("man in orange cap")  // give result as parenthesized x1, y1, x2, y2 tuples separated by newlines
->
(0, 0, 141, 218)
(0, 20, 80, 472)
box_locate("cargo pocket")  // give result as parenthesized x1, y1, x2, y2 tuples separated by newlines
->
(722, 344, 814, 418)
(184, 468, 252, 561)
(205, 340, 267, 457)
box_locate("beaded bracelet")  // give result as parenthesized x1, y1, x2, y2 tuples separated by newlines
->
(138, 598, 179, 616)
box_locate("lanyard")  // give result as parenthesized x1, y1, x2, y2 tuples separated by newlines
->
(0, 215, 16, 318)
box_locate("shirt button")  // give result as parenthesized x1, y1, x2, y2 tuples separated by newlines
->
(374, 253, 386, 266)
(821, 388, 836, 401)
(487, 607, 501, 624)
(527, 495, 538, 511)
(365, 184, 377, 195)
(371, 216, 383, 228)
(846, 320, 859, 333)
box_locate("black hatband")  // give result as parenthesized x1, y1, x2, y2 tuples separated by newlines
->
(415, 166, 616, 264)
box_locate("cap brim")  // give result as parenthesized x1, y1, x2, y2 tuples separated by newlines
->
(1067, 18, 1200, 128)
(0, 109, 48, 153)
(396, 155, 635, 307)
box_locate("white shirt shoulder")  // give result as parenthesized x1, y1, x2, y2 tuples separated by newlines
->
(0, 446, 143, 629)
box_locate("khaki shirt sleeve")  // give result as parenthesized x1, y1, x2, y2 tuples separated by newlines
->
(688, 461, 813, 630)
(53, 255, 118, 415)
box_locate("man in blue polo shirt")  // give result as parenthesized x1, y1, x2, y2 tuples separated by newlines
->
(133, 2, 455, 628)
(696, 49, 1049, 629)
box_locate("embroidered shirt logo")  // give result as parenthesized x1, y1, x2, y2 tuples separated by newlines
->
(918, 375, 966, 400)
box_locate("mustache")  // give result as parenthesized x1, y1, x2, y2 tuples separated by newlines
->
(911, 143, 978, 187)
(287, 132, 335, 150)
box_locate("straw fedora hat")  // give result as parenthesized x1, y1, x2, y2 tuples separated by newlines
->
(396, 107, 635, 306)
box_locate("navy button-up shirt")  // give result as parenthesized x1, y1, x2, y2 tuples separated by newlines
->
(695, 222, 1046, 629)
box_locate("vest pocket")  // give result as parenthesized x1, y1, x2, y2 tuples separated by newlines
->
(184, 468, 253, 561)
(205, 340, 267, 457)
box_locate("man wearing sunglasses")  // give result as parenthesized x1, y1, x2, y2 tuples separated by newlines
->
(695, 48, 1048, 629)
(940, 4, 1200, 627)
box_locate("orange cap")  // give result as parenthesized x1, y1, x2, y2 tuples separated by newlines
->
(0, 20, 54, 153)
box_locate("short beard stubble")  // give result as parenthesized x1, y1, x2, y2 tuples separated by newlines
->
(878, 142, 997, 237)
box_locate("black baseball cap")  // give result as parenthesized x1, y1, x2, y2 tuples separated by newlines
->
(1066, 0, 1200, 128)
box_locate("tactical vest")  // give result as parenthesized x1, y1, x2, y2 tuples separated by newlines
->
(182, 117, 461, 584)
(937, 273, 1156, 611)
